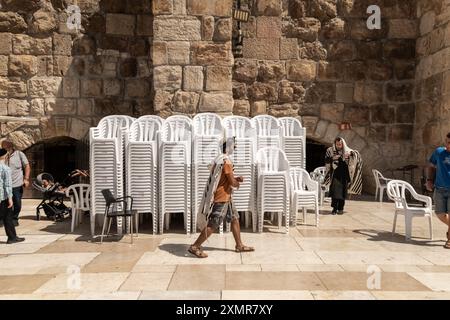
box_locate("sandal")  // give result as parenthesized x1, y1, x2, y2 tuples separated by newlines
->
(235, 245, 255, 253)
(188, 245, 208, 258)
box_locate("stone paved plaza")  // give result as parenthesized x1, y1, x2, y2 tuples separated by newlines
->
(1, 198, 450, 300)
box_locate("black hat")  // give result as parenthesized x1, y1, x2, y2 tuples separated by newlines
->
(0, 148, 7, 157)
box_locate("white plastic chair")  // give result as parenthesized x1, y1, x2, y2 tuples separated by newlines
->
(372, 169, 392, 203)
(279, 117, 306, 169)
(252, 115, 281, 151)
(310, 166, 328, 206)
(223, 116, 257, 232)
(126, 116, 163, 235)
(90, 115, 135, 236)
(386, 180, 433, 241)
(160, 115, 192, 234)
(290, 168, 319, 227)
(66, 184, 91, 234)
(256, 147, 290, 234)
(192, 113, 223, 234)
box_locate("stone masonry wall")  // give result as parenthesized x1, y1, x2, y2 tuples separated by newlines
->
(414, 0, 450, 166)
(233, 0, 418, 191)
(151, 0, 234, 117)
(0, 0, 153, 149)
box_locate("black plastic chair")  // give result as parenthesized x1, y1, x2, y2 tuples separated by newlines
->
(100, 189, 138, 244)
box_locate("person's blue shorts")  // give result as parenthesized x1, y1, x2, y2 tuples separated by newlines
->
(207, 202, 239, 229)
(434, 187, 450, 214)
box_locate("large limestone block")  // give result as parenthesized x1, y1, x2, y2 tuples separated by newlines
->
(198, 92, 233, 112)
(154, 16, 201, 41)
(106, 14, 135, 36)
(186, 0, 232, 17)
(9, 55, 38, 77)
(205, 66, 232, 91)
(13, 35, 52, 55)
(0, 12, 27, 33)
(242, 38, 279, 60)
(183, 66, 204, 92)
(167, 41, 190, 65)
(286, 60, 316, 81)
(191, 42, 233, 66)
(7, 99, 29, 116)
(153, 66, 182, 91)
(0, 33, 12, 55)
(28, 77, 62, 98)
(29, 9, 57, 34)
(173, 91, 199, 114)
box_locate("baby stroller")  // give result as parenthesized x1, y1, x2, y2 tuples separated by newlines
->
(33, 173, 71, 221)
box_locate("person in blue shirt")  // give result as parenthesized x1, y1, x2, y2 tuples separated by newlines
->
(426, 132, 450, 249)
(0, 148, 25, 244)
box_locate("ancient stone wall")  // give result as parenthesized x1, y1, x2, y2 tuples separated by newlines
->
(414, 0, 450, 165)
(234, 0, 418, 191)
(0, 0, 153, 149)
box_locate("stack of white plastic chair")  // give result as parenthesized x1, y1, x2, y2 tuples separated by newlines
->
(126, 116, 163, 235)
(252, 115, 281, 151)
(90, 115, 134, 236)
(289, 168, 319, 227)
(223, 116, 257, 232)
(256, 147, 290, 234)
(159, 115, 192, 234)
(279, 117, 306, 169)
(192, 113, 223, 234)
(310, 166, 328, 206)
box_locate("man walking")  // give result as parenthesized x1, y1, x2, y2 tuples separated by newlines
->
(426, 132, 450, 249)
(1, 140, 30, 226)
(0, 148, 25, 244)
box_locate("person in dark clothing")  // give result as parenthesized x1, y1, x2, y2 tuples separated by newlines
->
(325, 137, 354, 215)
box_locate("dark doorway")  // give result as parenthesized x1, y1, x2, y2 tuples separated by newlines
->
(306, 138, 329, 173)
(23, 137, 81, 198)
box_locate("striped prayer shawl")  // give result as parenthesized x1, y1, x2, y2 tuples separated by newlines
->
(324, 148, 363, 195)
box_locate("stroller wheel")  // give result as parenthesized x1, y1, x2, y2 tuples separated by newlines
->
(36, 210, 40, 221)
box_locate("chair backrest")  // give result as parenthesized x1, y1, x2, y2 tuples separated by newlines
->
(256, 147, 289, 173)
(161, 115, 192, 142)
(66, 184, 91, 211)
(95, 115, 135, 139)
(222, 116, 254, 138)
(386, 180, 411, 209)
(252, 115, 280, 137)
(310, 166, 327, 184)
(279, 117, 303, 137)
(372, 169, 387, 187)
(193, 113, 223, 136)
(101, 189, 116, 206)
(290, 168, 309, 191)
(129, 116, 163, 142)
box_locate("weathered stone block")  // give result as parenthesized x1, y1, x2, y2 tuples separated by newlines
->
(103, 79, 122, 96)
(45, 98, 76, 115)
(283, 17, 321, 41)
(183, 66, 204, 92)
(136, 15, 153, 36)
(383, 40, 416, 59)
(29, 9, 57, 34)
(173, 0, 187, 14)
(366, 61, 393, 81)
(310, 0, 337, 21)
(280, 38, 298, 60)
(13, 35, 52, 55)
(389, 19, 418, 39)
(344, 61, 366, 81)
(126, 79, 150, 97)
(119, 58, 137, 77)
(354, 82, 383, 105)
(173, 91, 199, 114)
(54, 56, 73, 76)
(327, 41, 355, 61)
(350, 19, 386, 40)
(152, 0, 173, 14)
(198, 92, 233, 112)
(299, 41, 327, 61)
(356, 41, 382, 60)
(153, 66, 182, 91)
(257, 17, 281, 38)
(167, 41, 190, 65)
(321, 17, 345, 39)
(389, 125, 413, 141)
(214, 18, 232, 42)
(7, 99, 29, 116)
(30, 99, 45, 116)
(28, 77, 62, 98)
(255, 0, 282, 16)
(0, 99, 7, 116)
(251, 100, 267, 116)
(323, 123, 340, 144)
(343, 105, 370, 126)
(191, 42, 233, 66)
(0, 33, 12, 55)
(258, 61, 286, 82)
(248, 82, 278, 101)
(386, 83, 414, 102)
(286, 60, 316, 82)
(154, 17, 201, 41)
(69, 118, 91, 140)
(317, 61, 343, 81)
(206, 66, 232, 91)
(202, 16, 215, 41)
(81, 79, 102, 97)
(368, 125, 387, 142)
(0, 79, 27, 98)
(268, 103, 299, 117)
(62, 78, 79, 98)
(241, 16, 256, 38)
(106, 14, 135, 36)
(305, 82, 335, 104)
(0, 56, 7, 76)
(153, 90, 173, 112)
(0, 12, 27, 33)
(420, 11, 436, 36)
(187, 0, 233, 17)
(152, 42, 167, 66)
(288, 0, 307, 19)
(233, 100, 250, 116)
(9, 55, 38, 78)
(77, 99, 93, 116)
(319, 103, 344, 123)
(233, 59, 258, 83)
(243, 38, 279, 60)
(371, 104, 395, 124)
(233, 82, 247, 99)
(336, 83, 354, 103)
(396, 103, 415, 124)
(53, 34, 73, 55)
(6, 131, 35, 150)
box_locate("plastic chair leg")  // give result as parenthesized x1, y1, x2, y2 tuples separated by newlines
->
(100, 214, 108, 243)
(428, 215, 433, 240)
(392, 211, 398, 234)
(405, 214, 413, 241)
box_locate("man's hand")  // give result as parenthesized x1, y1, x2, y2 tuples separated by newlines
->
(23, 178, 30, 188)
(7, 198, 13, 208)
(425, 181, 434, 192)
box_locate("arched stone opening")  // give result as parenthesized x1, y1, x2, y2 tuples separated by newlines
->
(306, 138, 328, 173)
(23, 136, 88, 198)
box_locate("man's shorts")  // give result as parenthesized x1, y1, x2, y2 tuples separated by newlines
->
(208, 202, 239, 229)
(434, 187, 450, 214)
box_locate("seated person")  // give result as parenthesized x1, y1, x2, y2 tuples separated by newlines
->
(41, 174, 66, 193)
